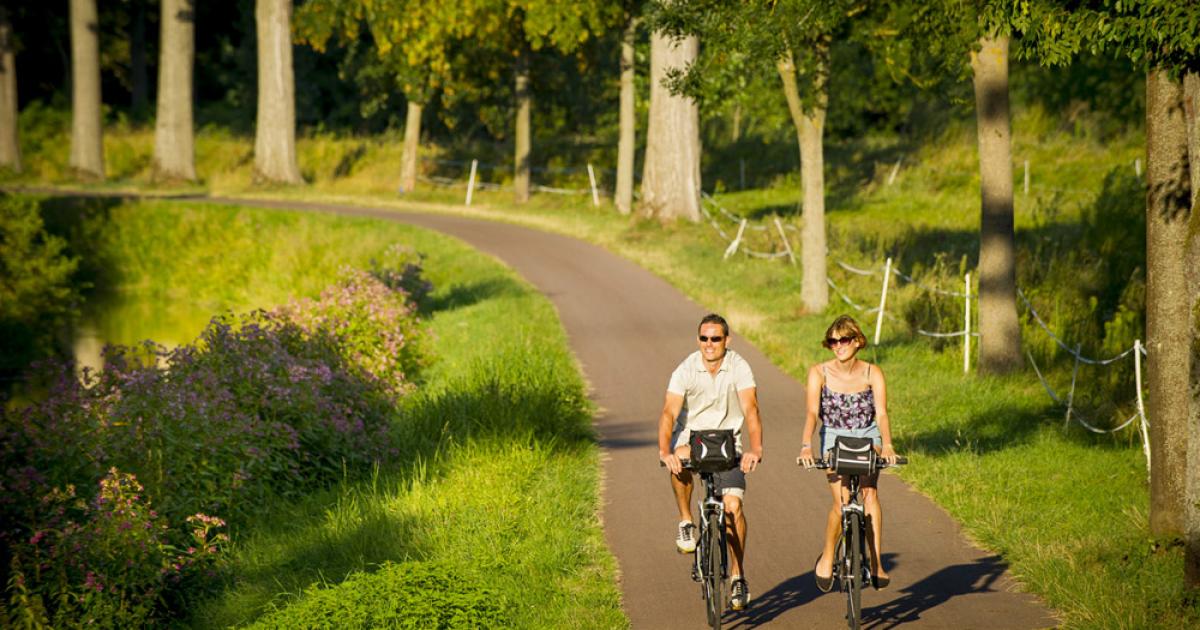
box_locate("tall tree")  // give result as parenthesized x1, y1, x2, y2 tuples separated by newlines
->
(0, 8, 20, 173)
(650, 0, 859, 305)
(69, 0, 104, 180)
(254, 0, 303, 184)
(461, 1, 620, 204)
(970, 33, 1020, 373)
(153, 0, 196, 181)
(615, 10, 638, 215)
(1018, 0, 1200, 586)
(641, 24, 701, 221)
(130, 0, 149, 117)
(296, 0, 462, 194)
(883, 0, 1021, 371)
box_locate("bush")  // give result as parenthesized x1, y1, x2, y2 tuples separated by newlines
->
(277, 266, 430, 399)
(1, 470, 227, 629)
(0, 254, 431, 625)
(247, 561, 504, 629)
(0, 195, 80, 380)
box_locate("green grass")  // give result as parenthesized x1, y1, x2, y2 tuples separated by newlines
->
(8, 102, 1194, 627)
(30, 198, 625, 629)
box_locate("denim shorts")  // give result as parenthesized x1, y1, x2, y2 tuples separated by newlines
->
(819, 424, 881, 458)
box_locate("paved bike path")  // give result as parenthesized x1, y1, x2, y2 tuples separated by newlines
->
(210, 197, 1056, 629)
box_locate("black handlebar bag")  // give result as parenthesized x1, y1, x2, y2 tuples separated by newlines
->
(830, 436, 877, 476)
(688, 429, 738, 472)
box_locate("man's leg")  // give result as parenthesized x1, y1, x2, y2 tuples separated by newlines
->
(672, 444, 696, 553)
(724, 494, 746, 576)
(671, 444, 694, 521)
(719, 469, 750, 610)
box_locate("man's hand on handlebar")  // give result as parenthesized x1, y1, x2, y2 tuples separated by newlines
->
(740, 450, 762, 473)
(659, 451, 683, 475)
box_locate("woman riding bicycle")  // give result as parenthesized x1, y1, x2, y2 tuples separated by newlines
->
(799, 315, 899, 592)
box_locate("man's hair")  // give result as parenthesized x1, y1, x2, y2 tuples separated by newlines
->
(698, 313, 729, 336)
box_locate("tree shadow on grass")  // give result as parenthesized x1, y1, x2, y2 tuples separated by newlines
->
(423, 277, 525, 315)
(906, 401, 1052, 456)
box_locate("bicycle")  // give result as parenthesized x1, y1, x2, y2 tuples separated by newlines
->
(662, 456, 739, 630)
(799, 443, 906, 630)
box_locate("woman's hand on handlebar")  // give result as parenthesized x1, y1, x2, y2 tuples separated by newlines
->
(798, 444, 817, 469)
(659, 451, 683, 475)
(880, 443, 898, 465)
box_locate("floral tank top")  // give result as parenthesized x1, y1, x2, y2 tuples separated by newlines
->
(819, 364, 876, 430)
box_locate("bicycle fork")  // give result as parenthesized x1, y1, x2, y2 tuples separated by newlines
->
(840, 503, 870, 585)
(693, 496, 727, 583)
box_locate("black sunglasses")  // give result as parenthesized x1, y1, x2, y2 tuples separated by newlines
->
(827, 335, 856, 346)
(699, 335, 725, 343)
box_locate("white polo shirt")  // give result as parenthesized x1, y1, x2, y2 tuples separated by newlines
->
(668, 348, 756, 448)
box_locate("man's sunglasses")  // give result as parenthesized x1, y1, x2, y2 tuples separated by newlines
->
(699, 335, 725, 343)
(827, 335, 856, 346)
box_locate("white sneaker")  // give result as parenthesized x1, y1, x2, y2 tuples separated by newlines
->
(730, 577, 750, 610)
(676, 521, 697, 553)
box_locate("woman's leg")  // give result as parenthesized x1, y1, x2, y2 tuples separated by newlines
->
(815, 474, 845, 579)
(862, 481, 888, 582)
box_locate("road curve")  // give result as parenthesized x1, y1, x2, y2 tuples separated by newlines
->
(214, 197, 1057, 629)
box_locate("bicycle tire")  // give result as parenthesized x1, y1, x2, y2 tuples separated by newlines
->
(847, 512, 863, 630)
(705, 511, 724, 630)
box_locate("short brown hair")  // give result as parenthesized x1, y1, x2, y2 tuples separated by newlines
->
(698, 313, 729, 336)
(822, 315, 867, 349)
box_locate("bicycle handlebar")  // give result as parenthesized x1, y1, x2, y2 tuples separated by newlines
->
(796, 455, 908, 470)
(659, 455, 750, 470)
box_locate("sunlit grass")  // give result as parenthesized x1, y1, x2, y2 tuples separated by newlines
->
(32, 198, 624, 629)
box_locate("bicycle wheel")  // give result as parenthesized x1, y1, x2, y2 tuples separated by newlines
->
(705, 512, 724, 629)
(846, 512, 863, 630)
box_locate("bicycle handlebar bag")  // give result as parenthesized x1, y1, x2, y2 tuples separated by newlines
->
(688, 429, 738, 472)
(830, 436, 876, 476)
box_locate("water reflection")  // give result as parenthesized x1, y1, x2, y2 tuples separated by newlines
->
(73, 294, 217, 375)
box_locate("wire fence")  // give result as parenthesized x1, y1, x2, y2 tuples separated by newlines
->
(696, 193, 1151, 472)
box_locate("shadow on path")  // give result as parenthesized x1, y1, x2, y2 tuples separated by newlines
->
(864, 555, 1010, 629)
(724, 573, 820, 628)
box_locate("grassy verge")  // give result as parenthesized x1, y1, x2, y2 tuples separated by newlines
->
(33, 197, 625, 629)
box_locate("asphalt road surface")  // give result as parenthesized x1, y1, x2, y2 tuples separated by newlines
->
(178, 195, 1060, 629)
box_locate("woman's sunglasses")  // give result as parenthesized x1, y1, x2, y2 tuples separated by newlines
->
(826, 335, 856, 347)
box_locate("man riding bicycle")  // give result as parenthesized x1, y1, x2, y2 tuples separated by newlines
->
(658, 313, 764, 611)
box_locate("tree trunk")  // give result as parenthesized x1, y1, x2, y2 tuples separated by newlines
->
(1171, 69, 1200, 590)
(0, 9, 20, 172)
(254, 0, 303, 184)
(970, 35, 1020, 373)
(641, 29, 701, 221)
(615, 15, 636, 215)
(131, 0, 149, 117)
(69, 0, 104, 180)
(777, 45, 829, 313)
(513, 51, 531, 203)
(399, 100, 422, 193)
(154, 0, 196, 182)
(1145, 68, 1194, 542)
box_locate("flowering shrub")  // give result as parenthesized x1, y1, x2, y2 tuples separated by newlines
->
(2, 469, 227, 628)
(0, 253, 430, 624)
(369, 244, 433, 307)
(277, 266, 429, 398)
